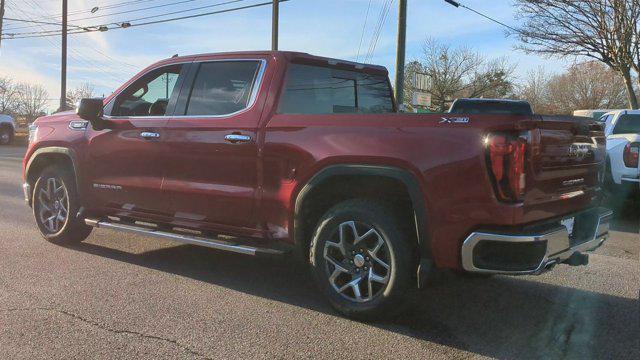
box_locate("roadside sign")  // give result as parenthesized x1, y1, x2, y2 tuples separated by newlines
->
(413, 72, 430, 91)
(412, 92, 431, 107)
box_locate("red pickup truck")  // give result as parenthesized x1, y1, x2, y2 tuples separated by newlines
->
(23, 51, 612, 319)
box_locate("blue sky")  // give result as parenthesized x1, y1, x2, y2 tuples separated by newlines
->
(0, 0, 571, 111)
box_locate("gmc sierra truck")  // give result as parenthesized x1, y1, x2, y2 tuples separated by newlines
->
(23, 51, 612, 319)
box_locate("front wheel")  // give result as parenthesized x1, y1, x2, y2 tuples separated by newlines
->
(0, 127, 13, 145)
(32, 165, 92, 244)
(309, 199, 414, 320)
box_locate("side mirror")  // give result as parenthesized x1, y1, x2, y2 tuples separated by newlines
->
(76, 98, 110, 130)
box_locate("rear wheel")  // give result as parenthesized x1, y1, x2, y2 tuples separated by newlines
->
(32, 165, 92, 244)
(309, 199, 413, 320)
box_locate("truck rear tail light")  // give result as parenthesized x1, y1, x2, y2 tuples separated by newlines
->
(486, 133, 527, 202)
(623, 143, 639, 168)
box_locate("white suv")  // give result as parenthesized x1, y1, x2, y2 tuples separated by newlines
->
(599, 110, 640, 190)
(0, 114, 16, 145)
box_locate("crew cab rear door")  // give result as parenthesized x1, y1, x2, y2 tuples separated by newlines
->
(161, 57, 269, 232)
(85, 62, 189, 218)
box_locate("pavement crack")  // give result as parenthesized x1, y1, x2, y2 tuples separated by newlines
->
(1, 307, 212, 360)
(558, 322, 576, 359)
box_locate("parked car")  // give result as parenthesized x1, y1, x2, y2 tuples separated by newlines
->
(448, 98, 533, 115)
(0, 114, 16, 145)
(22, 51, 612, 319)
(574, 109, 622, 120)
(599, 110, 640, 191)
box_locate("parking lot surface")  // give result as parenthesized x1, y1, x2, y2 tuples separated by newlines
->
(1, 145, 638, 359)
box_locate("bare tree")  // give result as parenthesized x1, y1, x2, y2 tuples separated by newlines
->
(547, 61, 628, 114)
(66, 82, 95, 109)
(628, 1, 640, 91)
(16, 83, 49, 123)
(518, 67, 553, 114)
(466, 57, 516, 99)
(514, 0, 639, 109)
(405, 39, 516, 111)
(0, 76, 19, 115)
(518, 61, 628, 114)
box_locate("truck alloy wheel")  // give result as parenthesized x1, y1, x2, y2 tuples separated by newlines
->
(323, 221, 391, 302)
(36, 176, 70, 234)
(310, 199, 412, 319)
(32, 165, 92, 244)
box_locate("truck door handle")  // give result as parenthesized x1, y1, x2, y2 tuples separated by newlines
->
(140, 131, 160, 139)
(224, 134, 252, 143)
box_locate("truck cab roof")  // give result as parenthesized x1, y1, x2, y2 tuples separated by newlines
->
(164, 51, 389, 74)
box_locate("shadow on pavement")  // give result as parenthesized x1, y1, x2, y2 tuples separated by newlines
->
(605, 191, 639, 234)
(67, 241, 639, 360)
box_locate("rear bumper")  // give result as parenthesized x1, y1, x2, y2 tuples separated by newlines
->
(461, 207, 613, 274)
(620, 177, 639, 188)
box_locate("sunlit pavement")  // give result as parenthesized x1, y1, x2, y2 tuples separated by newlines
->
(1, 145, 638, 359)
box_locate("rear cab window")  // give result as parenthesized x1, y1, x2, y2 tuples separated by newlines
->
(612, 114, 640, 134)
(278, 63, 394, 114)
(449, 100, 533, 115)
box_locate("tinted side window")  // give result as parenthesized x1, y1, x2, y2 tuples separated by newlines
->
(112, 64, 183, 117)
(184, 61, 261, 116)
(612, 114, 640, 134)
(278, 64, 393, 114)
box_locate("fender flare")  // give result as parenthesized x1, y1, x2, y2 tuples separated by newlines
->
(25, 146, 80, 204)
(293, 164, 432, 260)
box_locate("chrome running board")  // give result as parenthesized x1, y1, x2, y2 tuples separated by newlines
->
(85, 218, 287, 256)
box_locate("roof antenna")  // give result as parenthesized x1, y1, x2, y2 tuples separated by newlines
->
(171, 54, 179, 58)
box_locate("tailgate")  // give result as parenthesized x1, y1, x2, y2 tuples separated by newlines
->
(528, 115, 605, 204)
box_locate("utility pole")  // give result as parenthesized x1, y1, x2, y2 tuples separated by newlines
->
(271, 0, 278, 51)
(60, 0, 68, 111)
(394, 0, 407, 106)
(0, 0, 5, 50)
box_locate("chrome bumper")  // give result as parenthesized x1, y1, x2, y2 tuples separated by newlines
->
(461, 208, 613, 275)
(22, 183, 31, 205)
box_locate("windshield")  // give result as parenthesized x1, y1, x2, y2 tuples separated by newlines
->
(613, 114, 640, 134)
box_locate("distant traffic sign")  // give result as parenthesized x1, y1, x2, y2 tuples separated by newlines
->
(412, 92, 431, 107)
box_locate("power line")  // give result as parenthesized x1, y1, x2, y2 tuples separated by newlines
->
(4, 0, 164, 30)
(443, 0, 522, 35)
(365, 0, 394, 63)
(364, 0, 388, 62)
(3, 16, 87, 31)
(2, 0, 288, 40)
(52, 0, 209, 25)
(3, 1, 144, 31)
(3, 0, 249, 37)
(355, 0, 372, 63)
(5, 0, 134, 85)
(3, 0, 200, 32)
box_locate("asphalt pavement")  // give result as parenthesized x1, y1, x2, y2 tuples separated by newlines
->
(0, 145, 638, 359)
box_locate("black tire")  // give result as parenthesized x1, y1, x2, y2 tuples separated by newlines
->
(309, 199, 414, 320)
(0, 127, 13, 145)
(32, 165, 92, 244)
